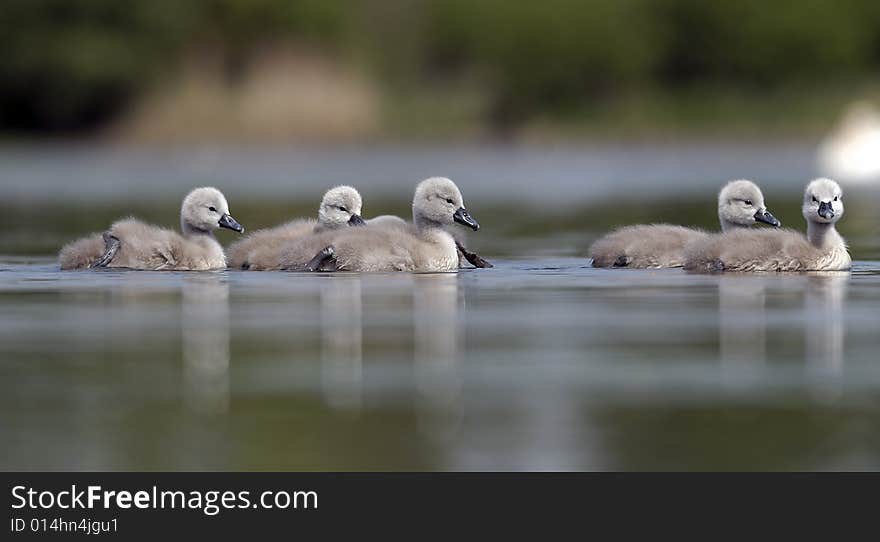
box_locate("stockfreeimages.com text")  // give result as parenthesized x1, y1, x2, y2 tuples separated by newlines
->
(11, 485, 318, 516)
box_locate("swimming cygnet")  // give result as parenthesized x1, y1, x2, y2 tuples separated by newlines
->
(58, 187, 243, 270)
(590, 179, 780, 268)
(291, 177, 480, 272)
(683, 178, 851, 272)
(366, 214, 492, 268)
(226, 185, 365, 270)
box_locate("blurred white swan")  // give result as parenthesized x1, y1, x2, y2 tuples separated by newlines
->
(818, 101, 880, 184)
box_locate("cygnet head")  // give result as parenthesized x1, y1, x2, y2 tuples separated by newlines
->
(412, 177, 479, 230)
(181, 187, 244, 234)
(717, 179, 780, 230)
(803, 178, 844, 224)
(318, 185, 365, 228)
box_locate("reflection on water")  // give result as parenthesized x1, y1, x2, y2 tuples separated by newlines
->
(181, 275, 230, 414)
(320, 276, 363, 412)
(2, 258, 880, 470)
(805, 273, 848, 398)
(716, 273, 851, 393)
(413, 274, 462, 442)
(719, 276, 768, 372)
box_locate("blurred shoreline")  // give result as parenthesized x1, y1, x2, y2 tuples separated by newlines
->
(0, 140, 820, 203)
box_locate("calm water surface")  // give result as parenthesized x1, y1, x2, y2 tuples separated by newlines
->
(2, 257, 879, 470)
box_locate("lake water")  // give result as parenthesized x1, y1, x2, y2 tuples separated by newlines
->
(1, 143, 879, 470)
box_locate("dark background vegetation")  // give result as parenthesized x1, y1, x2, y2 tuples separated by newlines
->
(3, 0, 880, 137)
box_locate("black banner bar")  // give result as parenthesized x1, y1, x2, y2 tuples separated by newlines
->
(2, 473, 875, 538)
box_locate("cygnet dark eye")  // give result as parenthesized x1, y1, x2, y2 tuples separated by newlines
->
(833, 196, 839, 202)
(744, 199, 753, 206)
(339, 206, 348, 213)
(446, 198, 454, 204)
(812, 196, 818, 203)
(209, 206, 217, 212)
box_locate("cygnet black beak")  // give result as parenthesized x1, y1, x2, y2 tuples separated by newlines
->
(348, 214, 367, 226)
(818, 201, 835, 220)
(218, 213, 244, 233)
(754, 208, 781, 227)
(453, 207, 480, 231)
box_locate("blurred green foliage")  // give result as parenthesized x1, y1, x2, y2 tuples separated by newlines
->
(0, 0, 189, 130)
(2, 0, 880, 133)
(0, 0, 349, 131)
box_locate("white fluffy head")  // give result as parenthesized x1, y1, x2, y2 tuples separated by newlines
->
(803, 178, 844, 224)
(413, 177, 464, 225)
(180, 187, 242, 234)
(318, 186, 364, 228)
(717, 179, 779, 229)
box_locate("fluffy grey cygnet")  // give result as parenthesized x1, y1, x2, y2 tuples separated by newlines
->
(289, 177, 480, 272)
(683, 178, 851, 272)
(58, 187, 243, 271)
(590, 179, 779, 268)
(365, 214, 492, 268)
(226, 185, 365, 270)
